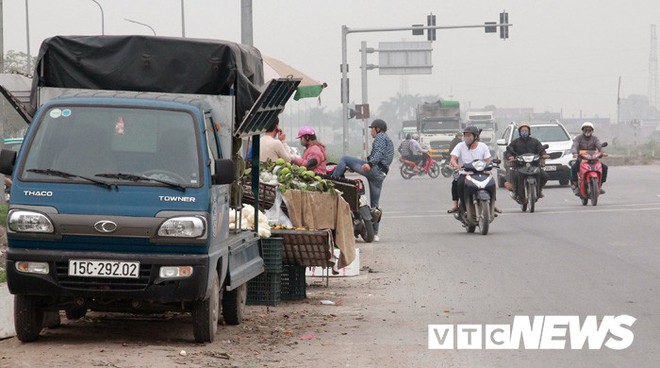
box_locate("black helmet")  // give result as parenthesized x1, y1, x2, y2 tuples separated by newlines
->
(463, 125, 480, 137)
(369, 119, 388, 132)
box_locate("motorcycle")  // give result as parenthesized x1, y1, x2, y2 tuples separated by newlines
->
(569, 142, 608, 206)
(508, 145, 559, 213)
(399, 152, 440, 179)
(454, 159, 500, 235)
(436, 150, 454, 178)
(325, 165, 380, 242)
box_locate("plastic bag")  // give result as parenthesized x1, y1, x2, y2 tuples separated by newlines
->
(265, 191, 293, 228)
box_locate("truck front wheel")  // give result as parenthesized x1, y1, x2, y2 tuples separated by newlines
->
(192, 272, 221, 343)
(14, 295, 44, 342)
(222, 283, 247, 325)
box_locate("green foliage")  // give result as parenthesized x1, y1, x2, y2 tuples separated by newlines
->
(0, 269, 6, 284)
(3, 50, 36, 74)
(0, 203, 7, 227)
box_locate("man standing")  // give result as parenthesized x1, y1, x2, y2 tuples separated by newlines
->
(259, 117, 292, 163)
(331, 119, 394, 242)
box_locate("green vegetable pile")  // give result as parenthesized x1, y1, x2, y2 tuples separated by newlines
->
(259, 158, 336, 193)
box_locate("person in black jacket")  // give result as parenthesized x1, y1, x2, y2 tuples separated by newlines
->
(504, 124, 548, 197)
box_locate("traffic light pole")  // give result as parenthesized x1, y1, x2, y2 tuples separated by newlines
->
(340, 20, 511, 155)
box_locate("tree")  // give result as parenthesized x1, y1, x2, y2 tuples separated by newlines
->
(3, 50, 36, 75)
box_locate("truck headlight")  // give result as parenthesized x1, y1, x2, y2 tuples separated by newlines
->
(158, 216, 206, 238)
(8, 210, 54, 233)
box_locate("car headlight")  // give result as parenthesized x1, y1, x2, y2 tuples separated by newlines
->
(158, 216, 206, 238)
(473, 160, 486, 171)
(8, 210, 54, 233)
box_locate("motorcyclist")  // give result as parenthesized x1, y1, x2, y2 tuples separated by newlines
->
(503, 124, 548, 198)
(448, 132, 463, 153)
(570, 122, 608, 194)
(398, 133, 414, 161)
(409, 133, 428, 170)
(447, 126, 500, 213)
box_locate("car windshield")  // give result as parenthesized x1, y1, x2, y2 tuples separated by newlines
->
(20, 106, 201, 187)
(531, 125, 570, 142)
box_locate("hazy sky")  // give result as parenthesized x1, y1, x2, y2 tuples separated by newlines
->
(2, 0, 659, 120)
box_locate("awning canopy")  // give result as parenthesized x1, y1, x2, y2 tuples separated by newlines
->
(262, 55, 326, 101)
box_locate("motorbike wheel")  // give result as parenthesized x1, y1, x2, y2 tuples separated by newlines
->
(361, 219, 375, 243)
(582, 196, 588, 206)
(527, 182, 537, 213)
(590, 177, 599, 206)
(429, 162, 441, 178)
(466, 224, 476, 233)
(479, 201, 490, 235)
(441, 165, 453, 178)
(400, 165, 414, 180)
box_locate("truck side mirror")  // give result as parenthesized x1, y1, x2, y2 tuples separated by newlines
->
(0, 149, 17, 176)
(496, 139, 506, 146)
(213, 159, 236, 185)
(542, 144, 549, 149)
(601, 142, 608, 148)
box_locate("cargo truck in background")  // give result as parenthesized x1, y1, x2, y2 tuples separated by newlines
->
(415, 100, 462, 160)
(465, 111, 498, 154)
(0, 35, 300, 343)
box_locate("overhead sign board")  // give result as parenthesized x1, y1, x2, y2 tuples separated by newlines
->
(378, 41, 433, 75)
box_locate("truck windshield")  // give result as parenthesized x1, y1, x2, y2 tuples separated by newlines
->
(421, 120, 461, 133)
(20, 106, 201, 187)
(468, 122, 495, 130)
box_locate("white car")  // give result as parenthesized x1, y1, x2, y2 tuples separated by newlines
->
(495, 121, 573, 187)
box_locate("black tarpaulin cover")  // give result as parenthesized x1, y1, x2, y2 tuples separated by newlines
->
(30, 35, 265, 124)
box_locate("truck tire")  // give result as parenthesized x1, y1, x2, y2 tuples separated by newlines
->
(14, 295, 44, 342)
(65, 307, 87, 320)
(192, 272, 220, 343)
(42, 311, 61, 329)
(222, 283, 247, 325)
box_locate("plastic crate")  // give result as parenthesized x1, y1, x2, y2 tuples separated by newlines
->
(271, 229, 334, 267)
(246, 272, 281, 306)
(260, 237, 284, 273)
(281, 265, 307, 300)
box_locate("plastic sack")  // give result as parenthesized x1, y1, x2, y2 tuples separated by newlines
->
(265, 191, 293, 228)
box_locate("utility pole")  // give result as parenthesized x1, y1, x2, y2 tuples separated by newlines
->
(241, 0, 253, 46)
(181, 0, 186, 37)
(25, 0, 31, 72)
(0, 0, 4, 73)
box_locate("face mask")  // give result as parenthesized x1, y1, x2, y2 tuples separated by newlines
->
(464, 136, 474, 146)
(520, 131, 530, 138)
(584, 131, 592, 137)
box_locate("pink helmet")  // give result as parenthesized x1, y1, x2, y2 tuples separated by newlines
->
(297, 126, 316, 138)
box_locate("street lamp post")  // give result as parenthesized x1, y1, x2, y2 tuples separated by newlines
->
(90, 0, 105, 35)
(180, 0, 185, 37)
(25, 0, 31, 72)
(124, 18, 156, 36)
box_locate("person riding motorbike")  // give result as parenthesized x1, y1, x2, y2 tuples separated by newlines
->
(503, 124, 548, 198)
(570, 122, 608, 194)
(398, 133, 414, 162)
(448, 132, 463, 153)
(447, 126, 500, 214)
(409, 133, 428, 170)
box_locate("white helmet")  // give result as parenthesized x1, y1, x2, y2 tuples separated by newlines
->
(411, 133, 420, 140)
(581, 122, 594, 131)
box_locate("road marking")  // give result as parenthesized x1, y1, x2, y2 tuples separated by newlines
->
(386, 205, 660, 219)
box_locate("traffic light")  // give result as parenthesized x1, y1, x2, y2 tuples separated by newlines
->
(427, 14, 436, 41)
(499, 11, 509, 39)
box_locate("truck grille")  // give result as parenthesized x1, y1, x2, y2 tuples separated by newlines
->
(55, 262, 153, 291)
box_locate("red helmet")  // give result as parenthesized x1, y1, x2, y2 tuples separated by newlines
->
(297, 126, 316, 138)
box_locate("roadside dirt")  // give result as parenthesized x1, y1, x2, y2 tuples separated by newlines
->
(0, 257, 386, 368)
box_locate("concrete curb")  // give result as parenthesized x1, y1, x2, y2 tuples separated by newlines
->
(0, 284, 15, 339)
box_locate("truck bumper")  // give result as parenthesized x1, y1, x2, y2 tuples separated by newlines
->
(6, 248, 210, 304)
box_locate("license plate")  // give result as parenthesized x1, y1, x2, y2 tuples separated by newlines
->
(543, 166, 557, 171)
(69, 260, 140, 278)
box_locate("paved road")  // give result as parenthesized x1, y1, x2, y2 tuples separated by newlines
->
(332, 164, 660, 367)
(1, 165, 658, 368)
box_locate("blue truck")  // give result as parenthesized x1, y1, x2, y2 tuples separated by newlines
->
(0, 36, 299, 343)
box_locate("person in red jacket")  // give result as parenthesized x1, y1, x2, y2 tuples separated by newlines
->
(292, 126, 327, 174)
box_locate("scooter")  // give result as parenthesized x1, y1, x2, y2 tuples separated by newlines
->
(399, 152, 440, 179)
(325, 165, 380, 242)
(437, 151, 454, 178)
(569, 142, 608, 206)
(508, 145, 558, 213)
(454, 159, 500, 235)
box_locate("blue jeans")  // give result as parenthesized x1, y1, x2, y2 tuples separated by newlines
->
(332, 156, 386, 234)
